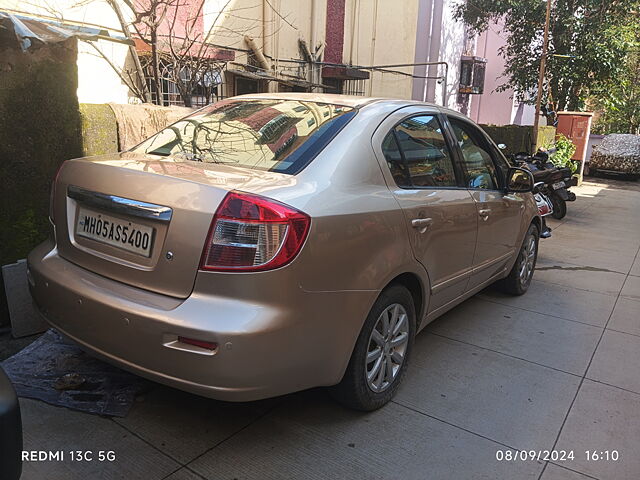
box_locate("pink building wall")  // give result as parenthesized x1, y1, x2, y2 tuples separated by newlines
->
(134, 0, 204, 40)
(469, 26, 515, 125)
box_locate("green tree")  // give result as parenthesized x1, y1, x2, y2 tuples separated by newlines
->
(591, 47, 640, 134)
(455, 0, 639, 112)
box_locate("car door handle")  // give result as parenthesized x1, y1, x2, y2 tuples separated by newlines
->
(478, 208, 491, 218)
(411, 218, 433, 233)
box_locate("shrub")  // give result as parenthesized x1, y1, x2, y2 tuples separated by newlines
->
(551, 134, 578, 173)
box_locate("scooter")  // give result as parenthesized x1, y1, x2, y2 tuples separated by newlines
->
(513, 150, 577, 219)
(533, 181, 554, 239)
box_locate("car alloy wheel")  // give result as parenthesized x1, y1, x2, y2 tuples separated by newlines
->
(518, 235, 537, 286)
(365, 303, 409, 393)
(330, 285, 415, 411)
(498, 223, 539, 296)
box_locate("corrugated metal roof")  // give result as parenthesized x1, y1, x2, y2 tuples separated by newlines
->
(0, 11, 132, 51)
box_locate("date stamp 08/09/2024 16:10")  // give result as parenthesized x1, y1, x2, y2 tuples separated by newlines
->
(495, 449, 620, 463)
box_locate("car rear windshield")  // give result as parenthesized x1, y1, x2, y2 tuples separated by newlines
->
(132, 98, 356, 175)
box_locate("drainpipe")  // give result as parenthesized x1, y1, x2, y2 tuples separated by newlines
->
(261, 0, 276, 92)
(426, 0, 444, 104)
(412, 0, 433, 101)
(367, 0, 379, 96)
(245, 36, 271, 72)
(349, 0, 358, 64)
(473, 31, 489, 122)
(309, 0, 316, 89)
(262, 0, 269, 59)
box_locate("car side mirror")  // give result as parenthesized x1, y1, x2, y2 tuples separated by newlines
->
(497, 143, 507, 150)
(506, 167, 533, 193)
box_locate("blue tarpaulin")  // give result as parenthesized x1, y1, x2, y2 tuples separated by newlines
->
(1, 329, 148, 417)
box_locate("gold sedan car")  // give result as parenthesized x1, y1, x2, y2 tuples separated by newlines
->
(28, 94, 539, 410)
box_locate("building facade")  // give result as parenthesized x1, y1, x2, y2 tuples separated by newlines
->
(468, 23, 536, 126)
(0, 0, 533, 125)
(203, 0, 422, 100)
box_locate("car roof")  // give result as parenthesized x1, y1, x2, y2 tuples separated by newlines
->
(232, 92, 450, 112)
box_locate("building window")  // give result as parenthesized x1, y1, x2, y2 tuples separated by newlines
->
(235, 76, 261, 95)
(324, 78, 343, 93)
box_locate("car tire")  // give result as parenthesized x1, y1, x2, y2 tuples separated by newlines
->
(498, 223, 539, 296)
(330, 284, 416, 411)
(550, 194, 567, 219)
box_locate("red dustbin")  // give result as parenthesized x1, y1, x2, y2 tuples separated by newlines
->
(556, 111, 594, 182)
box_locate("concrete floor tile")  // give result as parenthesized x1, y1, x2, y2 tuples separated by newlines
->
(478, 280, 616, 327)
(555, 380, 640, 480)
(607, 297, 640, 336)
(568, 216, 640, 233)
(538, 243, 632, 275)
(533, 259, 627, 295)
(187, 391, 543, 480)
(20, 399, 179, 480)
(630, 256, 640, 277)
(540, 463, 598, 480)
(113, 385, 276, 464)
(163, 467, 205, 480)
(587, 330, 640, 394)
(396, 335, 580, 450)
(620, 274, 640, 302)
(426, 297, 602, 375)
(549, 230, 640, 254)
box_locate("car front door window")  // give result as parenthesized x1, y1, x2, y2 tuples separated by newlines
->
(449, 118, 499, 190)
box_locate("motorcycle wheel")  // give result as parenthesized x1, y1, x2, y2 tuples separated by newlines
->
(551, 193, 567, 219)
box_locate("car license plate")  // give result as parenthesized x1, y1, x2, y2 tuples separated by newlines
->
(552, 181, 565, 190)
(76, 207, 154, 257)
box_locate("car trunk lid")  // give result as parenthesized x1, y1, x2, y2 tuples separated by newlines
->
(53, 152, 294, 298)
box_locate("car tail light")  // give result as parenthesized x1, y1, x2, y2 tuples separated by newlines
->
(49, 161, 66, 224)
(200, 191, 310, 272)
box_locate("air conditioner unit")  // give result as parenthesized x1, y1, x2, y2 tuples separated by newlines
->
(459, 56, 487, 94)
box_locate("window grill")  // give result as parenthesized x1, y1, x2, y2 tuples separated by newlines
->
(141, 56, 225, 107)
(343, 79, 367, 96)
(323, 78, 367, 96)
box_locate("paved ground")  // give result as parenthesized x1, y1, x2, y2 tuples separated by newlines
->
(15, 178, 640, 480)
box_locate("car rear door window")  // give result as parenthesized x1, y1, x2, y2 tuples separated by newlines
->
(381, 131, 409, 186)
(382, 115, 457, 188)
(448, 118, 499, 190)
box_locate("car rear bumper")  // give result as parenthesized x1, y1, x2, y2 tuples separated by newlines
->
(27, 240, 377, 401)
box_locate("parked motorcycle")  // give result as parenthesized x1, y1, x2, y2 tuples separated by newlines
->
(513, 149, 577, 219)
(533, 181, 554, 238)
